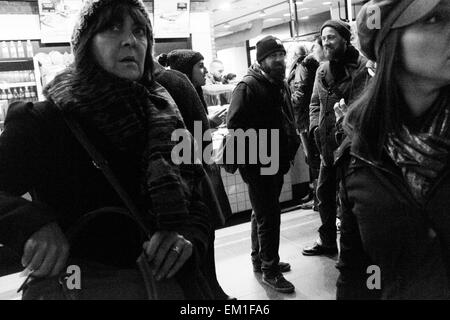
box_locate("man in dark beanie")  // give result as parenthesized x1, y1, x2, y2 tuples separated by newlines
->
(302, 20, 370, 256)
(227, 35, 300, 294)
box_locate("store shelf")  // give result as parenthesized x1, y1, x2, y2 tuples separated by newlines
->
(0, 59, 35, 72)
(0, 58, 33, 63)
(0, 82, 36, 89)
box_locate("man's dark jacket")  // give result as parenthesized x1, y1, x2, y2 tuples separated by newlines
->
(227, 64, 300, 174)
(309, 45, 369, 166)
(289, 54, 320, 132)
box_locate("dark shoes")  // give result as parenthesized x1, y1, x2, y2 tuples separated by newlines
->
(262, 273, 295, 294)
(253, 261, 291, 273)
(302, 242, 338, 256)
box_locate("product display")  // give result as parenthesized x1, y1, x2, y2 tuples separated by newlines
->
(0, 40, 42, 130)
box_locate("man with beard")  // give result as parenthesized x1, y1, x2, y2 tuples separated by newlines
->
(302, 20, 370, 256)
(227, 36, 299, 294)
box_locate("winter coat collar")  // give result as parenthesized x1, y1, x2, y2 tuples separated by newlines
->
(318, 45, 366, 89)
(247, 63, 285, 88)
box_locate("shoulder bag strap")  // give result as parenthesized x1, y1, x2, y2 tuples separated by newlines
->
(58, 110, 151, 238)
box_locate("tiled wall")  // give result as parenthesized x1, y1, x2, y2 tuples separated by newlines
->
(221, 167, 293, 214)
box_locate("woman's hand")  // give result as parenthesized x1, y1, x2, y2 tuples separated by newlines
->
(143, 231, 193, 280)
(21, 222, 70, 278)
(292, 90, 304, 105)
(334, 99, 348, 123)
(208, 107, 228, 128)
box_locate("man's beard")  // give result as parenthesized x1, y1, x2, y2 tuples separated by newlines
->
(262, 63, 285, 82)
(324, 44, 346, 61)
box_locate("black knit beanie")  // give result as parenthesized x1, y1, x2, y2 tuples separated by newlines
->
(167, 49, 204, 81)
(71, 0, 151, 53)
(256, 36, 286, 63)
(320, 20, 351, 43)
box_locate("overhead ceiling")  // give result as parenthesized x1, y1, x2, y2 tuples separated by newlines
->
(210, 0, 337, 38)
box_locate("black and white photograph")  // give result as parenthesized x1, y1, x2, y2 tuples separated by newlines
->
(0, 0, 449, 311)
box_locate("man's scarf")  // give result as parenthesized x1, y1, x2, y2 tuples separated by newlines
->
(386, 92, 450, 203)
(44, 67, 206, 231)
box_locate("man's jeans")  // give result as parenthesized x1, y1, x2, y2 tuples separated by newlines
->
(240, 167, 284, 277)
(317, 161, 337, 247)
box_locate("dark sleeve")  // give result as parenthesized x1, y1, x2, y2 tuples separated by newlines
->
(335, 117, 346, 147)
(335, 158, 380, 300)
(143, 108, 212, 257)
(226, 82, 251, 130)
(0, 102, 57, 254)
(294, 64, 313, 132)
(309, 69, 320, 134)
(177, 170, 212, 258)
(156, 71, 210, 135)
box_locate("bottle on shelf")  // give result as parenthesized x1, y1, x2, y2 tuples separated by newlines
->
(23, 70, 30, 82)
(26, 40, 34, 58)
(1, 41, 10, 59)
(24, 86, 31, 99)
(12, 88, 19, 101)
(9, 41, 18, 59)
(1, 71, 8, 83)
(29, 87, 37, 101)
(0, 89, 7, 100)
(11, 71, 18, 83)
(6, 88, 13, 101)
(17, 41, 25, 58)
(17, 71, 23, 82)
(29, 70, 35, 82)
(19, 87, 25, 100)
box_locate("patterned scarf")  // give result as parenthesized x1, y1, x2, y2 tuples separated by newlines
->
(44, 67, 206, 231)
(386, 92, 450, 203)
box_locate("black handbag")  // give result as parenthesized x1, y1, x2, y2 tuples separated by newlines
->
(20, 111, 184, 300)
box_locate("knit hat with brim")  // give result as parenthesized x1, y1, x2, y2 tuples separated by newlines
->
(71, 0, 151, 53)
(357, 0, 441, 61)
(320, 20, 352, 43)
(167, 49, 204, 80)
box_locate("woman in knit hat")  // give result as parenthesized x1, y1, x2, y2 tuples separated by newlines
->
(0, 0, 215, 299)
(153, 54, 234, 300)
(336, 0, 450, 299)
(167, 49, 227, 128)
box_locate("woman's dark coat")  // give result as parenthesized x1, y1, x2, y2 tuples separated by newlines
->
(335, 137, 450, 300)
(0, 100, 211, 267)
(154, 63, 232, 227)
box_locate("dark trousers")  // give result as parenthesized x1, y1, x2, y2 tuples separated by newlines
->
(299, 131, 321, 181)
(240, 167, 284, 277)
(201, 233, 228, 299)
(317, 161, 337, 247)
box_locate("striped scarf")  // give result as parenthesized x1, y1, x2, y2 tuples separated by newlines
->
(44, 67, 206, 232)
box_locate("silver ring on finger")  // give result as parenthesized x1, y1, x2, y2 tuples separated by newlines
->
(170, 245, 182, 255)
